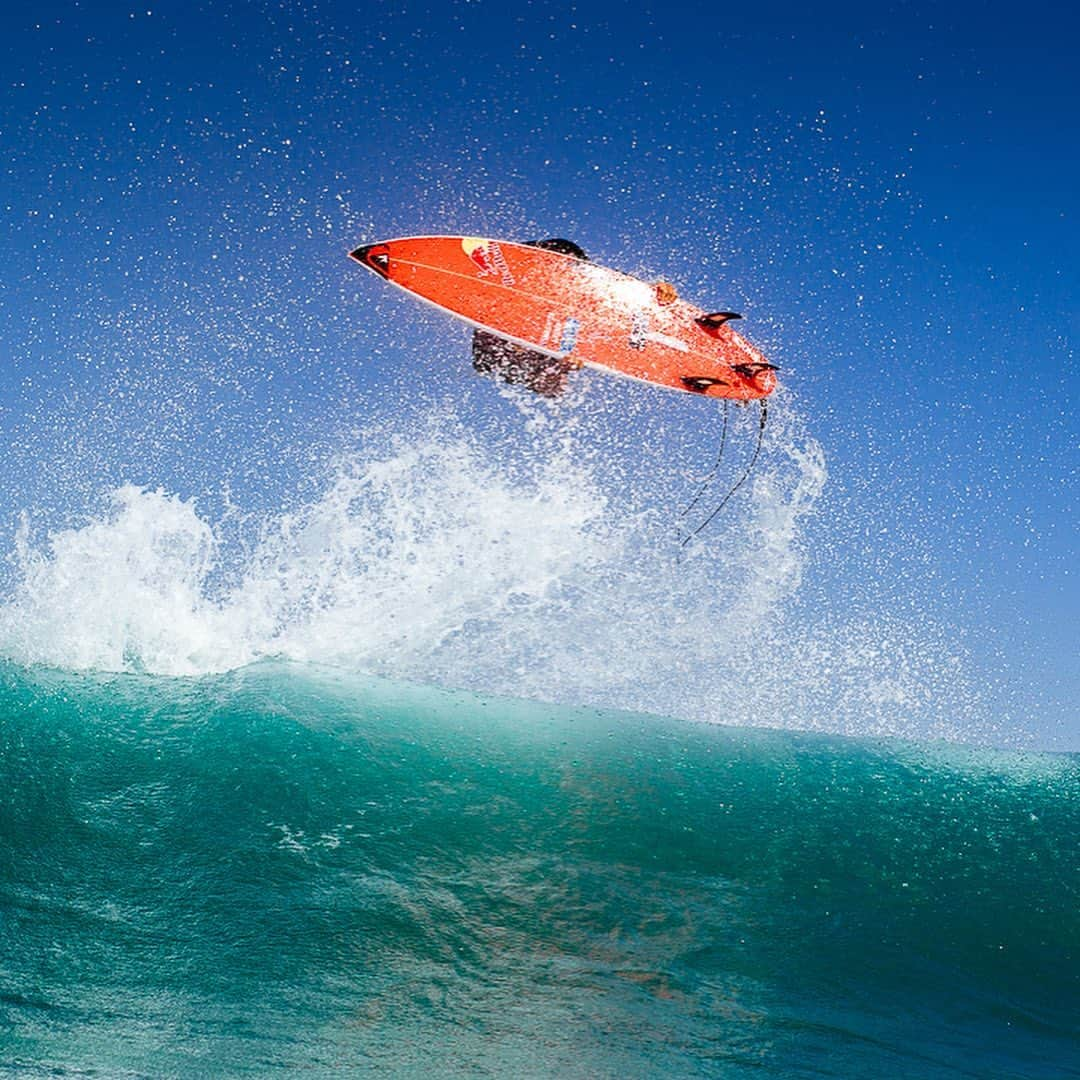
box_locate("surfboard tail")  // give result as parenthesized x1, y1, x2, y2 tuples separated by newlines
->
(681, 361, 778, 399)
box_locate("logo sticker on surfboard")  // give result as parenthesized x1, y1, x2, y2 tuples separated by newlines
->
(462, 238, 514, 287)
(558, 317, 579, 353)
(539, 312, 580, 355)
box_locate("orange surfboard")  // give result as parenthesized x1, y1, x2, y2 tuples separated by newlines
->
(349, 236, 777, 401)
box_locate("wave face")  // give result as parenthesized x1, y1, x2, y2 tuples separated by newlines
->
(0, 406, 1066, 1074)
(1, 661, 1076, 1077)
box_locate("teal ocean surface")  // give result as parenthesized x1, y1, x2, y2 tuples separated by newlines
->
(1, 659, 1076, 1078)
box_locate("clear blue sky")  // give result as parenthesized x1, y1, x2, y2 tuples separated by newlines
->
(1, 1, 1076, 743)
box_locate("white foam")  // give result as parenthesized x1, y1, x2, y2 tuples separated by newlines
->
(0, 406, 990, 741)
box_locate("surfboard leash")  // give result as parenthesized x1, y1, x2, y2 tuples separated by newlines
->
(678, 399, 730, 524)
(678, 398, 768, 550)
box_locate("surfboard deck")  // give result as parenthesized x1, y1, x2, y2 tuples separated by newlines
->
(349, 236, 777, 401)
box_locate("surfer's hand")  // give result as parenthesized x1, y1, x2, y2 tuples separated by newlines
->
(655, 281, 678, 305)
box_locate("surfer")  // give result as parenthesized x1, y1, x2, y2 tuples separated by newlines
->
(471, 238, 681, 397)
(471, 238, 589, 398)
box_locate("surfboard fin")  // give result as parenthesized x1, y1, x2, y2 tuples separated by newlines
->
(732, 362, 779, 377)
(681, 375, 731, 392)
(696, 312, 742, 330)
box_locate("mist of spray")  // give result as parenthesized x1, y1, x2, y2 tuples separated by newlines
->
(0, 387, 994, 742)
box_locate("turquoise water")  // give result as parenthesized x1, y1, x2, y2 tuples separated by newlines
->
(2, 659, 1076, 1077)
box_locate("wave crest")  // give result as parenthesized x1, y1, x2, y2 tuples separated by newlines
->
(0, 410, 989, 740)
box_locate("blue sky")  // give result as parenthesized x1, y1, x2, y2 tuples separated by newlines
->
(1, 1, 1076, 743)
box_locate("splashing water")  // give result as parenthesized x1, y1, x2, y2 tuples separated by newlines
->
(0, 400, 992, 741)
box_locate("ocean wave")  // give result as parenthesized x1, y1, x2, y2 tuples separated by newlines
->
(0, 661, 1076, 1076)
(0, 407, 998, 743)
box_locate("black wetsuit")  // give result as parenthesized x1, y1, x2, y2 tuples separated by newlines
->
(471, 238, 588, 398)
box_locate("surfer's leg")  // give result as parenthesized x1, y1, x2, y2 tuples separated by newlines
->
(472, 329, 503, 373)
(473, 331, 577, 397)
(526, 357, 579, 397)
(473, 333, 540, 389)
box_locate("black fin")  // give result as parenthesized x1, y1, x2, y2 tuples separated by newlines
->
(732, 362, 779, 377)
(681, 375, 731, 392)
(696, 312, 742, 329)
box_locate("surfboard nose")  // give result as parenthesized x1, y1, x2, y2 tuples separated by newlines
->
(349, 242, 391, 277)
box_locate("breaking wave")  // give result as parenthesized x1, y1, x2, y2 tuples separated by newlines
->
(0, 397, 992, 742)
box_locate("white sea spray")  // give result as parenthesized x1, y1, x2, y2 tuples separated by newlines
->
(0, 402, 989, 741)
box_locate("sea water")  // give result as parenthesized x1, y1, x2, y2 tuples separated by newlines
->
(2, 663, 1076, 1077)
(0, 412, 1076, 1077)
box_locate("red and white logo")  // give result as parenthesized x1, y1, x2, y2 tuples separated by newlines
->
(462, 238, 514, 286)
